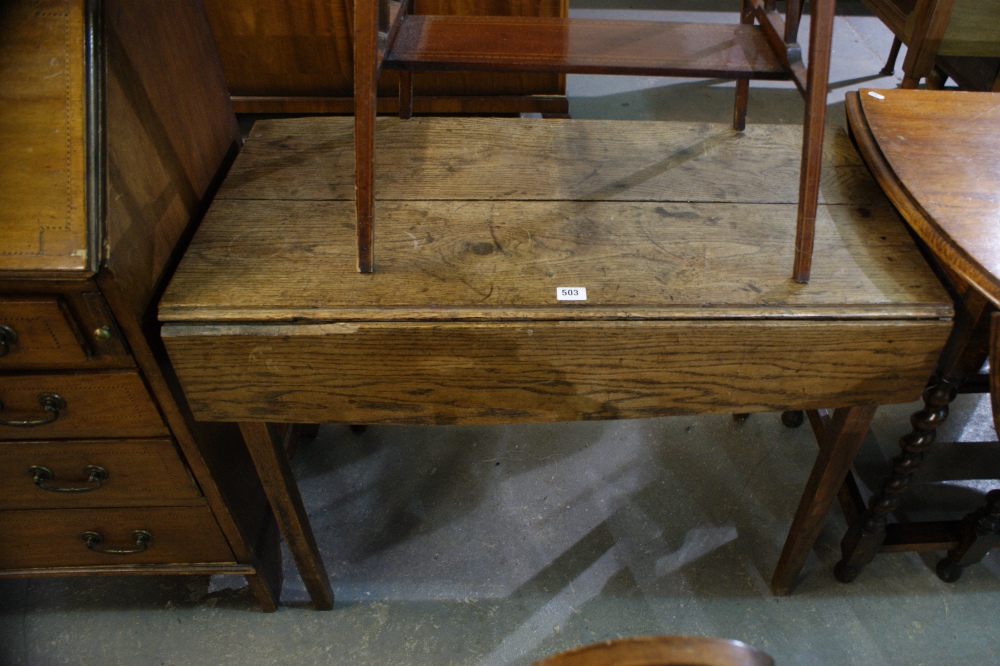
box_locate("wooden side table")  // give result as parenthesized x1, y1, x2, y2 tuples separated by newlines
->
(838, 88, 1000, 582)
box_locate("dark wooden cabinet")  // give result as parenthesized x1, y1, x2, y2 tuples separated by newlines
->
(0, 0, 279, 609)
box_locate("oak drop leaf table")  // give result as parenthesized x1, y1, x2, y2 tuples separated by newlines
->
(159, 117, 952, 608)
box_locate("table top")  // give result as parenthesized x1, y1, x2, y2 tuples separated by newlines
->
(849, 88, 1000, 307)
(160, 117, 949, 324)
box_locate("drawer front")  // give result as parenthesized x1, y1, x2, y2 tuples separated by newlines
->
(0, 296, 90, 369)
(0, 439, 202, 509)
(0, 506, 234, 569)
(0, 372, 168, 440)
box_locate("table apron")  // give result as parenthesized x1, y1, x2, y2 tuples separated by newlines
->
(162, 319, 949, 425)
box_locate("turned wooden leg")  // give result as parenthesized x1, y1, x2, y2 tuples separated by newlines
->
(836, 296, 993, 583)
(937, 490, 1000, 582)
(880, 37, 902, 76)
(239, 422, 334, 610)
(792, 0, 835, 283)
(834, 377, 959, 583)
(354, 0, 379, 272)
(771, 404, 878, 595)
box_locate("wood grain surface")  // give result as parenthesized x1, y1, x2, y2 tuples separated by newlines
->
(852, 89, 1000, 306)
(0, 0, 89, 274)
(165, 319, 947, 424)
(0, 438, 202, 509)
(0, 371, 168, 441)
(0, 506, 234, 569)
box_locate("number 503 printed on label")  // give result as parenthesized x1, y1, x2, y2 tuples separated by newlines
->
(556, 287, 587, 301)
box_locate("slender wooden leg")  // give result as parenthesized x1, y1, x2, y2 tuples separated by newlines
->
(881, 36, 902, 76)
(732, 0, 753, 131)
(791, 0, 835, 283)
(399, 70, 414, 120)
(355, 0, 379, 273)
(238, 422, 334, 610)
(771, 404, 878, 595)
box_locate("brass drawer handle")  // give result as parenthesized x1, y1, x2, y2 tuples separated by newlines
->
(0, 324, 16, 357)
(81, 530, 152, 555)
(29, 464, 109, 493)
(0, 393, 66, 427)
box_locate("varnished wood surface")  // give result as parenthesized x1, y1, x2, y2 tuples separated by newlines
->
(0, 296, 90, 369)
(851, 89, 1000, 307)
(0, 438, 202, 509)
(0, 371, 168, 441)
(203, 0, 565, 106)
(532, 636, 773, 666)
(386, 16, 787, 78)
(0, 0, 89, 274)
(0, 506, 234, 569)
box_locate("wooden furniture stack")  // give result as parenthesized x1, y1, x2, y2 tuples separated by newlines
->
(0, 0, 280, 610)
(202, 0, 569, 116)
(862, 0, 1000, 89)
(352, 0, 838, 283)
(836, 88, 1000, 583)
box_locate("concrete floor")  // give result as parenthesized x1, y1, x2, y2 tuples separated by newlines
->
(3, 3, 999, 665)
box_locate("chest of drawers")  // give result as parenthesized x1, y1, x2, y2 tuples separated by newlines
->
(0, 0, 280, 609)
